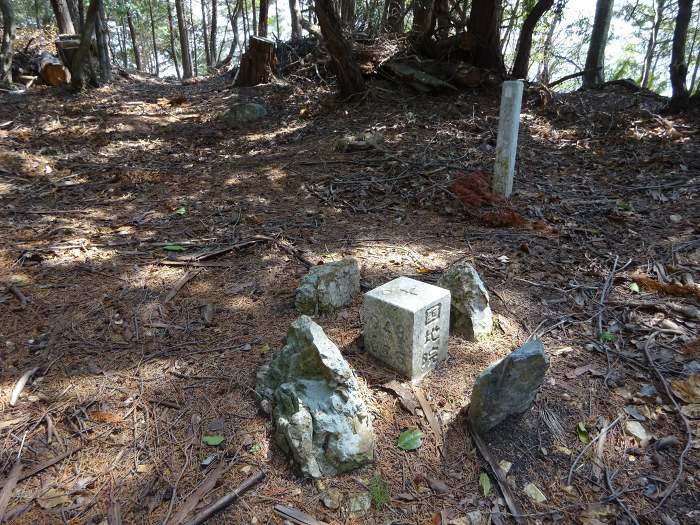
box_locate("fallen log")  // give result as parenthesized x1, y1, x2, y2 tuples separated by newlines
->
(38, 51, 70, 86)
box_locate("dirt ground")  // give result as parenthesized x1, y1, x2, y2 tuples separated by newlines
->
(1, 72, 699, 525)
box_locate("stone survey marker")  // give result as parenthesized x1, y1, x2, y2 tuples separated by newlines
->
(363, 277, 450, 380)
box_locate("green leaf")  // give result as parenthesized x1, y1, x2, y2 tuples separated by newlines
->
(600, 331, 615, 342)
(397, 429, 423, 451)
(249, 442, 262, 454)
(175, 207, 187, 216)
(479, 472, 491, 497)
(202, 435, 224, 446)
(163, 244, 186, 252)
(576, 422, 590, 444)
(628, 282, 640, 293)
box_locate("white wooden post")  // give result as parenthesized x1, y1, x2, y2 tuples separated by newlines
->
(493, 80, 524, 198)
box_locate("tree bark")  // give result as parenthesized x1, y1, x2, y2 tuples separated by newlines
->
(412, 0, 433, 33)
(582, 0, 614, 88)
(511, 0, 554, 79)
(467, 0, 505, 74)
(65, 0, 79, 31)
(340, 0, 355, 28)
(174, 0, 192, 78)
(687, 6, 700, 93)
(147, 0, 159, 75)
(252, 0, 257, 36)
(314, 0, 365, 97)
(434, 0, 449, 39)
(669, 0, 694, 110)
(218, 0, 239, 66)
(289, 0, 302, 39)
(71, 0, 99, 90)
(258, 0, 269, 36)
(78, 0, 84, 30)
(189, 0, 197, 75)
(95, 0, 111, 81)
(209, 0, 218, 66)
(235, 35, 274, 84)
(0, 0, 16, 85)
(384, 0, 403, 32)
(201, 0, 211, 66)
(167, 0, 181, 78)
(126, 9, 142, 70)
(640, 0, 666, 88)
(50, 0, 76, 34)
(500, 0, 520, 53)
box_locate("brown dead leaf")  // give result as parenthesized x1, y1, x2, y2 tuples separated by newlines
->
(89, 410, 124, 425)
(427, 477, 450, 494)
(670, 374, 700, 404)
(633, 275, 700, 301)
(37, 488, 71, 509)
(382, 380, 419, 414)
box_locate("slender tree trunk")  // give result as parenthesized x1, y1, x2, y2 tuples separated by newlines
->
(412, 0, 433, 33)
(189, 0, 198, 75)
(289, 0, 302, 38)
(686, 5, 700, 93)
(384, 0, 403, 32)
(0, 0, 15, 85)
(275, 0, 280, 35)
(640, 0, 666, 88)
(467, 0, 505, 74)
(175, 0, 193, 77)
(242, 0, 250, 44)
(258, 0, 268, 36)
(201, 0, 211, 66)
(120, 17, 128, 67)
(66, 0, 79, 31)
(313, 0, 365, 97)
(167, 0, 182, 78)
(512, 0, 554, 79)
(218, 0, 239, 65)
(147, 0, 159, 75)
(210, 0, 218, 65)
(78, 0, 84, 30)
(50, 0, 76, 34)
(500, 0, 519, 53)
(71, 0, 99, 90)
(95, 0, 111, 81)
(252, 0, 258, 35)
(126, 9, 142, 70)
(669, 0, 693, 110)
(582, 0, 614, 88)
(434, 0, 449, 38)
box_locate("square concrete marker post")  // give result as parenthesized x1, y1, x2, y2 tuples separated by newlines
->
(493, 80, 524, 198)
(363, 277, 450, 381)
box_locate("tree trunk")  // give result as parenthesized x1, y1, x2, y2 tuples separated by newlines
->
(289, 0, 302, 39)
(412, 0, 433, 33)
(50, 0, 76, 34)
(467, 0, 505, 74)
(252, 0, 257, 36)
(500, 0, 519, 53)
(119, 17, 128, 67)
(536, 0, 564, 84)
(669, 0, 693, 110)
(0, 0, 16, 85)
(435, 0, 449, 39)
(582, 0, 614, 88)
(201, 0, 211, 67)
(78, 0, 84, 30)
(166, 0, 181, 78)
(65, 0, 79, 31)
(71, 0, 99, 90)
(147, 0, 159, 75)
(218, 0, 239, 66)
(687, 6, 700, 93)
(258, 0, 269, 36)
(95, 0, 111, 81)
(126, 9, 142, 70)
(235, 35, 275, 85)
(640, 0, 666, 88)
(340, 0, 355, 28)
(189, 0, 197, 75)
(209, 0, 218, 66)
(384, 0, 403, 32)
(511, 0, 554, 79)
(174, 0, 192, 78)
(314, 0, 365, 97)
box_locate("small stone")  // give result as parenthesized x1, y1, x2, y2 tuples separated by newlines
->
(523, 483, 546, 503)
(321, 488, 343, 510)
(295, 258, 361, 315)
(221, 103, 267, 127)
(625, 421, 651, 442)
(669, 214, 682, 223)
(468, 339, 549, 433)
(256, 316, 374, 478)
(363, 276, 450, 380)
(438, 263, 492, 340)
(342, 491, 371, 514)
(498, 460, 512, 475)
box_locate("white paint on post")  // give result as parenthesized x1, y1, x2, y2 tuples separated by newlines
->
(493, 80, 524, 198)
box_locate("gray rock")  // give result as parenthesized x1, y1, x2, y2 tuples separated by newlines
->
(438, 263, 492, 341)
(222, 102, 267, 127)
(256, 316, 374, 478)
(295, 258, 360, 315)
(468, 339, 548, 433)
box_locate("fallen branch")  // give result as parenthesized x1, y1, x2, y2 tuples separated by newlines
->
(0, 461, 23, 521)
(605, 467, 639, 525)
(9, 367, 39, 406)
(469, 427, 524, 525)
(567, 416, 622, 485)
(169, 460, 229, 525)
(163, 269, 201, 303)
(273, 504, 329, 525)
(5, 283, 28, 307)
(0, 446, 82, 488)
(183, 470, 265, 525)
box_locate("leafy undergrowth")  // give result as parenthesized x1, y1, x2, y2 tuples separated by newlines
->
(0, 76, 698, 524)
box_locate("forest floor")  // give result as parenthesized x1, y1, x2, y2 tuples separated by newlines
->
(0, 72, 699, 525)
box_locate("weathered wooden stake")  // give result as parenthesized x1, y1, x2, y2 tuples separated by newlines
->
(493, 80, 524, 198)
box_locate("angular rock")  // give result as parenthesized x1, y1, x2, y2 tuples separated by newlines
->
(468, 339, 548, 433)
(438, 263, 492, 341)
(222, 102, 267, 127)
(256, 316, 374, 478)
(295, 258, 360, 315)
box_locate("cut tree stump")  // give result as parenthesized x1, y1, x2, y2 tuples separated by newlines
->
(235, 37, 276, 86)
(37, 52, 70, 86)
